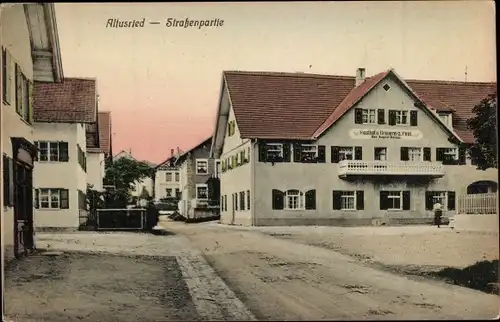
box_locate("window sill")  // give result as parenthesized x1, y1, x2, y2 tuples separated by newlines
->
(196, 172, 209, 175)
(2, 99, 11, 106)
(386, 209, 403, 212)
(340, 209, 357, 212)
(37, 161, 68, 164)
(283, 208, 306, 211)
(19, 116, 33, 127)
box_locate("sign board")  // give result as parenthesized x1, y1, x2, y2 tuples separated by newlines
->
(349, 128, 423, 140)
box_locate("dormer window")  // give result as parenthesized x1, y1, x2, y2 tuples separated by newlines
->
(438, 113, 453, 128)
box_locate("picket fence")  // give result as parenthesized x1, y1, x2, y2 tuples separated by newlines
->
(457, 193, 498, 215)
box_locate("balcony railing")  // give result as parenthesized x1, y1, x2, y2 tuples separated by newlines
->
(191, 198, 220, 209)
(338, 160, 445, 177)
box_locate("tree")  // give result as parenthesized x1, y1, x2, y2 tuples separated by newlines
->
(103, 158, 153, 207)
(467, 93, 497, 170)
(140, 186, 151, 200)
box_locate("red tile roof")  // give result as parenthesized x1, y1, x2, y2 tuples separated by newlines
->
(223, 70, 496, 143)
(34, 78, 97, 123)
(98, 111, 112, 154)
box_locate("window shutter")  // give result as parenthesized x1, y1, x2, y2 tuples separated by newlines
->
(332, 191, 342, 210)
(402, 191, 411, 210)
(28, 80, 34, 123)
(60, 189, 70, 209)
(293, 144, 302, 162)
(379, 191, 389, 210)
(272, 189, 284, 210)
(331, 146, 340, 163)
(354, 108, 363, 124)
(410, 110, 418, 126)
(447, 191, 456, 210)
(356, 191, 364, 210)
(423, 147, 431, 161)
(258, 143, 267, 162)
(354, 147, 363, 160)
(247, 190, 250, 210)
(283, 143, 291, 162)
(400, 147, 409, 161)
(377, 109, 385, 124)
(305, 190, 316, 210)
(59, 142, 69, 162)
(8, 158, 14, 206)
(436, 148, 444, 162)
(317, 145, 326, 163)
(458, 148, 466, 165)
(388, 110, 396, 126)
(15, 64, 22, 115)
(425, 191, 433, 210)
(5, 49, 12, 104)
(2, 155, 9, 207)
(34, 189, 40, 209)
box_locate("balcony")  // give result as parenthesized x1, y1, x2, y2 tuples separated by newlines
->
(338, 160, 445, 178)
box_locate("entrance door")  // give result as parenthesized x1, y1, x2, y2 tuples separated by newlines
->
(13, 162, 34, 258)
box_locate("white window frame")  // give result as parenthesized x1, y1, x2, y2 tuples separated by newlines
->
(284, 189, 305, 210)
(38, 141, 61, 162)
(387, 191, 403, 211)
(408, 147, 423, 161)
(395, 110, 409, 125)
(300, 144, 318, 159)
(374, 147, 387, 161)
(196, 159, 209, 175)
(166, 188, 173, 197)
(362, 109, 376, 124)
(339, 147, 354, 161)
(431, 191, 448, 210)
(165, 171, 173, 182)
(39, 188, 61, 209)
(340, 191, 356, 210)
(443, 148, 458, 161)
(215, 159, 221, 177)
(266, 143, 283, 159)
(196, 184, 208, 200)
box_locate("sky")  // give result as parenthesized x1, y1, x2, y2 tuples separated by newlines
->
(54, 1, 496, 164)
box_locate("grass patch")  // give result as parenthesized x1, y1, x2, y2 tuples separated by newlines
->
(431, 260, 499, 294)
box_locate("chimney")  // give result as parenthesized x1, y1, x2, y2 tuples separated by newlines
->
(177, 146, 180, 156)
(170, 149, 174, 157)
(355, 68, 366, 86)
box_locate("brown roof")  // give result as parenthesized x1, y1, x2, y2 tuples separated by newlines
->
(34, 78, 97, 123)
(98, 111, 112, 154)
(175, 136, 212, 165)
(223, 70, 496, 143)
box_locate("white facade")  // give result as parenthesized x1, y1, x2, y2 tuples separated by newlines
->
(33, 123, 88, 229)
(87, 151, 105, 191)
(155, 168, 181, 200)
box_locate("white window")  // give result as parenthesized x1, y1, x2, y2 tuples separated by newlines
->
(443, 148, 458, 160)
(341, 191, 356, 210)
(285, 189, 304, 210)
(165, 172, 173, 182)
(266, 143, 283, 159)
(395, 111, 409, 125)
(374, 147, 387, 161)
(39, 189, 60, 209)
(174, 172, 180, 182)
(339, 147, 354, 161)
(37, 141, 69, 162)
(432, 192, 447, 207)
(166, 188, 173, 197)
(408, 147, 422, 161)
(215, 160, 221, 177)
(387, 191, 402, 210)
(300, 144, 318, 160)
(362, 109, 376, 124)
(196, 184, 208, 200)
(196, 159, 208, 174)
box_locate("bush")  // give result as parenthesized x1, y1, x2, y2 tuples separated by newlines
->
(433, 260, 499, 294)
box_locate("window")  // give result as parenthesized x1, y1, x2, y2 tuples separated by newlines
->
(339, 147, 354, 161)
(331, 146, 362, 163)
(166, 172, 173, 182)
(374, 147, 387, 161)
(387, 192, 402, 210)
(196, 159, 208, 174)
(239, 191, 245, 210)
(341, 191, 356, 210)
(196, 184, 208, 200)
(266, 143, 283, 159)
(215, 160, 221, 177)
(227, 120, 236, 137)
(379, 191, 410, 211)
(300, 144, 318, 161)
(36, 141, 69, 162)
(247, 190, 250, 210)
(77, 144, 87, 171)
(333, 191, 364, 210)
(285, 189, 304, 210)
(175, 172, 180, 182)
(425, 191, 456, 211)
(395, 111, 408, 125)
(175, 188, 181, 199)
(15, 63, 31, 123)
(2, 47, 12, 104)
(36, 188, 69, 209)
(408, 148, 422, 161)
(362, 109, 376, 124)
(166, 188, 173, 197)
(436, 147, 461, 164)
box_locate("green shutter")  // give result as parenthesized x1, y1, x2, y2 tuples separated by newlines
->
(15, 64, 22, 115)
(28, 80, 34, 123)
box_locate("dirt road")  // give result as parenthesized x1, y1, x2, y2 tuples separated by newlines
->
(162, 221, 500, 321)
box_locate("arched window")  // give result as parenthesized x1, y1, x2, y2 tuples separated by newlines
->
(285, 189, 304, 210)
(467, 181, 498, 194)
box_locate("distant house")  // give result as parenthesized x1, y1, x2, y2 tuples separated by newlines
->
(175, 137, 220, 220)
(86, 111, 112, 192)
(32, 78, 97, 231)
(1, 3, 64, 259)
(113, 150, 155, 199)
(153, 148, 182, 201)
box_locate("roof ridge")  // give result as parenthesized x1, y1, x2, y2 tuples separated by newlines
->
(407, 78, 496, 86)
(224, 70, 355, 80)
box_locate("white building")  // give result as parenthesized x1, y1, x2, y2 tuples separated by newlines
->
(32, 77, 97, 231)
(154, 148, 182, 201)
(210, 68, 497, 226)
(1, 3, 64, 259)
(113, 149, 155, 199)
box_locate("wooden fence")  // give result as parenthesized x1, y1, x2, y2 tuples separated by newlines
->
(457, 193, 498, 215)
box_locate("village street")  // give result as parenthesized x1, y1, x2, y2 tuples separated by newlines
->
(4, 222, 500, 321)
